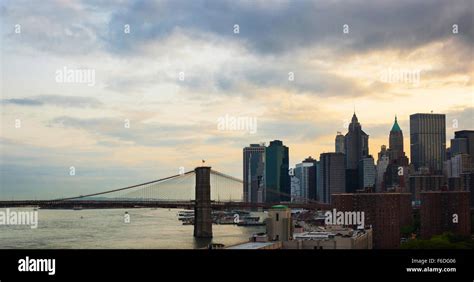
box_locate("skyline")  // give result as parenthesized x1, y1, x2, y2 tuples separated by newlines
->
(1, 0, 473, 199)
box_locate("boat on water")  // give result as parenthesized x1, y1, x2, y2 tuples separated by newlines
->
(231, 210, 251, 216)
(177, 210, 195, 221)
(182, 219, 194, 225)
(177, 210, 194, 216)
(177, 209, 264, 226)
(236, 216, 265, 226)
(178, 215, 194, 221)
(73, 206, 83, 210)
(237, 221, 266, 226)
(216, 216, 236, 225)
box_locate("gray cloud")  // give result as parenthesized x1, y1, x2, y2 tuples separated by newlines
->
(102, 0, 473, 55)
(3, 0, 472, 57)
(2, 98, 43, 106)
(2, 95, 103, 108)
(446, 106, 474, 130)
(48, 116, 206, 147)
(1, 0, 101, 55)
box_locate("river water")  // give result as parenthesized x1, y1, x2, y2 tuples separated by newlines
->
(0, 208, 265, 249)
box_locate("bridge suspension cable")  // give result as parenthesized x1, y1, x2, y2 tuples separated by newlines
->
(52, 169, 244, 202)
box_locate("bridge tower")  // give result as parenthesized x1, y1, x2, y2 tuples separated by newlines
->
(193, 166, 213, 238)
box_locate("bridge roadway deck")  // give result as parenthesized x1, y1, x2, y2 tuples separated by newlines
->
(0, 200, 330, 210)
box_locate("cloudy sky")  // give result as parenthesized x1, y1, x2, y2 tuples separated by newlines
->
(1, 0, 473, 199)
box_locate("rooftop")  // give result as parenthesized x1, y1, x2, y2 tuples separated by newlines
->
(271, 204, 289, 210)
(226, 242, 277, 250)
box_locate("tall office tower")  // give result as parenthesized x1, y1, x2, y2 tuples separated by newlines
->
(376, 145, 389, 192)
(315, 160, 321, 201)
(318, 152, 346, 204)
(450, 138, 468, 156)
(388, 116, 409, 165)
(345, 113, 369, 169)
(384, 116, 410, 190)
(294, 157, 318, 202)
(265, 140, 290, 203)
(335, 132, 345, 153)
(388, 116, 403, 159)
(303, 157, 318, 201)
(290, 174, 301, 202)
(447, 130, 474, 207)
(345, 113, 369, 192)
(332, 193, 412, 249)
(446, 154, 472, 178)
(453, 130, 474, 167)
(243, 144, 266, 203)
(455, 130, 474, 154)
(358, 156, 376, 190)
(420, 191, 471, 239)
(410, 113, 446, 173)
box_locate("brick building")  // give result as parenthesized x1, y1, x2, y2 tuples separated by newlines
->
(332, 193, 412, 249)
(420, 191, 471, 239)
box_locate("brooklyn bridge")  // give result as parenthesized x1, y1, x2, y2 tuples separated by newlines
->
(0, 166, 329, 210)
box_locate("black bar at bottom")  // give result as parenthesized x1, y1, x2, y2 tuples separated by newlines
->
(0, 249, 472, 281)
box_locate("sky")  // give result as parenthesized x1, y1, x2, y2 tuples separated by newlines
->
(1, 0, 473, 199)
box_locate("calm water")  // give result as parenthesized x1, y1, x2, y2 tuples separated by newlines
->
(0, 208, 264, 249)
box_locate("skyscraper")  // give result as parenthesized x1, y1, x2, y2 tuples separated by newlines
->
(410, 113, 446, 173)
(243, 144, 266, 203)
(453, 130, 474, 168)
(358, 156, 376, 189)
(344, 113, 369, 192)
(388, 116, 407, 163)
(290, 174, 301, 202)
(376, 145, 389, 192)
(318, 152, 345, 204)
(446, 130, 474, 207)
(385, 116, 409, 190)
(345, 113, 369, 169)
(450, 138, 468, 156)
(335, 132, 345, 153)
(294, 157, 318, 202)
(454, 130, 474, 155)
(265, 140, 290, 203)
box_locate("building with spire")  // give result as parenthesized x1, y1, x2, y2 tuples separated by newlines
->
(344, 112, 369, 192)
(388, 116, 403, 160)
(385, 116, 409, 191)
(345, 113, 369, 169)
